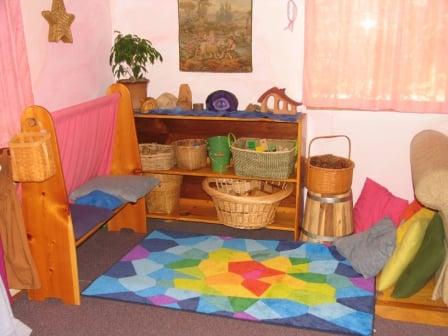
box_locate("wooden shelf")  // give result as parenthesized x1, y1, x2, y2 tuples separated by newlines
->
(376, 279, 448, 327)
(147, 198, 296, 232)
(142, 165, 297, 183)
(135, 112, 295, 123)
(136, 113, 307, 240)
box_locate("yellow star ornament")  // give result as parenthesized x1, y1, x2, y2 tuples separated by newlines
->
(42, 0, 75, 43)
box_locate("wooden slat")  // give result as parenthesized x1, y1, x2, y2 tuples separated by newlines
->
(142, 165, 298, 183)
(376, 279, 448, 327)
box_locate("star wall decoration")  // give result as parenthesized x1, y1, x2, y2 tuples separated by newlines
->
(42, 0, 75, 43)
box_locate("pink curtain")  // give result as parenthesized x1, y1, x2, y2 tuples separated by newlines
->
(52, 94, 119, 195)
(304, 0, 448, 113)
(0, 0, 34, 148)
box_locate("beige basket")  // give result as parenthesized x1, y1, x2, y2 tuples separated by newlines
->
(139, 143, 175, 170)
(145, 174, 182, 214)
(9, 130, 55, 182)
(231, 138, 297, 179)
(202, 178, 293, 229)
(172, 139, 207, 170)
(306, 135, 354, 195)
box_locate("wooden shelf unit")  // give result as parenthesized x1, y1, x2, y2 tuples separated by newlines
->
(376, 279, 448, 327)
(135, 113, 307, 240)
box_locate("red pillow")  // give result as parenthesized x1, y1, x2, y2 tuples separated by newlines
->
(354, 178, 408, 233)
(399, 199, 423, 223)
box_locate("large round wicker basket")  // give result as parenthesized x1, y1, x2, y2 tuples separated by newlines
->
(306, 135, 354, 195)
(202, 178, 293, 229)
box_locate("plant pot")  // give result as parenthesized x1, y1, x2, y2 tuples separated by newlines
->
(118, 79, 148, 110)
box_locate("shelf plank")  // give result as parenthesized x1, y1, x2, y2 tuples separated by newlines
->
(142, 165, 297, 183)
(375, 279, 448, 327)
(135, 112, 299, 124)
(147, 198, 296, 232)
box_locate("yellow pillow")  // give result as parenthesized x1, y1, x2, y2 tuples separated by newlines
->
(377, 208, 435, 291)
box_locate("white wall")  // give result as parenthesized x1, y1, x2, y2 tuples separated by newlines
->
(109, 1, 447, 200)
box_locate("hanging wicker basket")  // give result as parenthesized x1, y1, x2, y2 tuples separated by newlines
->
(202, 178, 293, 229)
(9, 128, 55, 182)
(306, 135, 354, 195)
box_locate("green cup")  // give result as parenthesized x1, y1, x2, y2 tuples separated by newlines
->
(207, 134, 235, 173)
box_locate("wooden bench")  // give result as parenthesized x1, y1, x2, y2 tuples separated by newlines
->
(20, 84, 147, 305)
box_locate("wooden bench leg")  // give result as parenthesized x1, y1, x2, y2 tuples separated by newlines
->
(107, 198, 147, 234)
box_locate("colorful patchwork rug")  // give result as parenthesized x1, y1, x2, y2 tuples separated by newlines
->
(82, 230, 375, 335)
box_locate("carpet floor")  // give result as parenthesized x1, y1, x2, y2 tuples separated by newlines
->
(11, 219, 448, 336)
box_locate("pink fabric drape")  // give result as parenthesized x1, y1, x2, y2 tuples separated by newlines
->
(52, 93, 119, 195)
(304, 0, 448, 113)
(0, 0, 34, 148)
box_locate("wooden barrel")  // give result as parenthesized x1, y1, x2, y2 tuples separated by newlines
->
(301, 190, 353, 243)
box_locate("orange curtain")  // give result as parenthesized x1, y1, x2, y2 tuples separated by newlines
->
(303, 0, 448, 113)
(0, 0, 34, 147)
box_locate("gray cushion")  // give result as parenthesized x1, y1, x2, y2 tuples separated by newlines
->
(333, 218, 396, 278)
(69, 175, 160, 203)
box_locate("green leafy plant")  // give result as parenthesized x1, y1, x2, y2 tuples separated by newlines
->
(109, 31, 163, 81)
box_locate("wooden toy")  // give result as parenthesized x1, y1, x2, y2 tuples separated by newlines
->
(257, 87, 302, 115)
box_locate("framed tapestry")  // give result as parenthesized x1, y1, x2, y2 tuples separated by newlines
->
(178, 0, 252, 73)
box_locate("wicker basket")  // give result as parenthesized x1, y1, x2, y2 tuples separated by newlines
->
(172, 139, 207, 170)
(231, 138, 296, 179)
(145, 174, 182, 214)
(139, 143, 175, 170)
(9, 130, 55, 182)
(202, 178, 293, 229)
(306, 135, 354, 195)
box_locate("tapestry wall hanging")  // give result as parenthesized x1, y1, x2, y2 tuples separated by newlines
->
(178, 0, 253, 73)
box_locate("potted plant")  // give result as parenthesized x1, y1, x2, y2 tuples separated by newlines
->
(110, 31, 163, 109)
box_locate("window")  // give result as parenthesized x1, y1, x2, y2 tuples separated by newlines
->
(303, 0, 448, 113)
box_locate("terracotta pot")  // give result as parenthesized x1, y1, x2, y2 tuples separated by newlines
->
(118, 79, 148, 110)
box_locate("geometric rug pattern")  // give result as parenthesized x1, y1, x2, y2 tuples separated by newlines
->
(82, 230, 375, 335)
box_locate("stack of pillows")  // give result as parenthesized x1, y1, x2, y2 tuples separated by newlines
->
(333, 178, 446, 298)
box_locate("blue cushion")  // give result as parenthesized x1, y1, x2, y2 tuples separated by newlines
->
(70, 204, 115, 240)
(69, 175, 160, 203)
(74, 190, 123, 210)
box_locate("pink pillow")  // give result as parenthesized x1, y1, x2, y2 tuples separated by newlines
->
(354, 178, 408, 233)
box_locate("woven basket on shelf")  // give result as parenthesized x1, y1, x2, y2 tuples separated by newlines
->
(145, 174, 182, 214)
(202, 178, 293, 229)
(172, 139, 207, 170)
(231, 138, 296, 179)
(306, 135, 354, 195)
(139, 143, 175, 170)
(9, 130, 55, 182)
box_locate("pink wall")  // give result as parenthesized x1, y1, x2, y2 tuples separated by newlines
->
(111, 0, 448, 201)
(20, 0, 114, 111)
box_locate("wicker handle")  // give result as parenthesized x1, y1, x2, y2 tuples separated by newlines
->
(308, 135, 351, 159)
(228, 133, 236, 147)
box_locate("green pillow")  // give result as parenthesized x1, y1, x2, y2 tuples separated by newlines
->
(392, 213, 446, 298)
